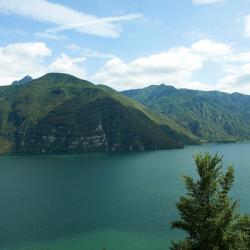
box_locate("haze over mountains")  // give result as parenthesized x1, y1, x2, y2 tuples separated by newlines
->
(0, 73, 250, 155)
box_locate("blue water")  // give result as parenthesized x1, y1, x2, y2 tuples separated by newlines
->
(0, 142, 249, 250)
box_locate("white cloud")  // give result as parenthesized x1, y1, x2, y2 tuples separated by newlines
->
(92, 39, 232, 90)
(0, 42, 86, 85)
(49, 54, 86, 78)
(192, 0, 226, 5)
(0, 0, 142, 38)
(45, 14, 143, 35)
(191, 39, 232, 59)
(218, 63, 250, 94)
(0, 42, 51, 84)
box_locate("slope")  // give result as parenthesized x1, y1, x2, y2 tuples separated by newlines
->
(0, 74, 197, 154)
(122, 84, 250, 143)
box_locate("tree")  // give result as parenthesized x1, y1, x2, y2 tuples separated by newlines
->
(171, 152, 250, 250)
(236, 215, 250, 249)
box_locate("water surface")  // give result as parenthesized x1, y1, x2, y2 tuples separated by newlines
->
(0, 143, 249, 250)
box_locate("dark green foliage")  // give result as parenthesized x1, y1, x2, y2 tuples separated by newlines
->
(0, 73, 197, 154)
(233, 215, 250, 249)
(171, 153, 250, 250)
(122, 85, 250, 143)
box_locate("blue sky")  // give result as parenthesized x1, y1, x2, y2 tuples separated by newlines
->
(1, 0, 250, 93)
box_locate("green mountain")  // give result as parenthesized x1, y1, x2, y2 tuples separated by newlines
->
(122, 84, 250, 143)
(0, 73, 196, 155)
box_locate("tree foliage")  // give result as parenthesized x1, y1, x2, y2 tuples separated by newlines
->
(171, 153, 250, 250)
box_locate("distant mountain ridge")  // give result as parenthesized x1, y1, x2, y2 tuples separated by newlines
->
(0, 73, 196, 155)
(122, 84, 250, 143)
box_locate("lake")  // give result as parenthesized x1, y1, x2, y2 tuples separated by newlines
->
(0, 142, 249, 250)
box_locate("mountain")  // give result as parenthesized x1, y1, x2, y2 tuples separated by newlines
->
(122, 84, 250, 143)
(12, 75, 33, 86)
(0, 73, 197, 155)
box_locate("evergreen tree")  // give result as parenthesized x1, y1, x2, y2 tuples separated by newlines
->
(171, 153, 249, 250)
(236, 215, 250, 249)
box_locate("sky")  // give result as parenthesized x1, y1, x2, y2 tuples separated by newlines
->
(1, 0, 250, 93)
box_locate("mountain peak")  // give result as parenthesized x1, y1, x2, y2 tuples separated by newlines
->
(155, 84, 176, 90)
(12, 75, 33, 86)
(36, 73, 93, 86)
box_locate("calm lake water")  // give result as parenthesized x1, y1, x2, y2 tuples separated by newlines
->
(0, 142, 249, 250)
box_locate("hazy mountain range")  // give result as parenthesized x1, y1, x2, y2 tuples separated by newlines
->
(0, 73, 249, 155)
(123, 85, 250, 143)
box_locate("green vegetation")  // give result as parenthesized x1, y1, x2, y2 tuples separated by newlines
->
(122, 85, 250, 143)
(0, 73, 197, 154)
(171, 153, 250, 250)
(4, 74, 250, 155)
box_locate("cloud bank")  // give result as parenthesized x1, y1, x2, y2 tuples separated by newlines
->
(92, 39, 232, 91)
(1, 39, 250, 94)
(0, 42, 86, 85)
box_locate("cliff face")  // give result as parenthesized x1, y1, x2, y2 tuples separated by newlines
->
(0, 73, 197, 154)
(15, 121, 109, 154)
